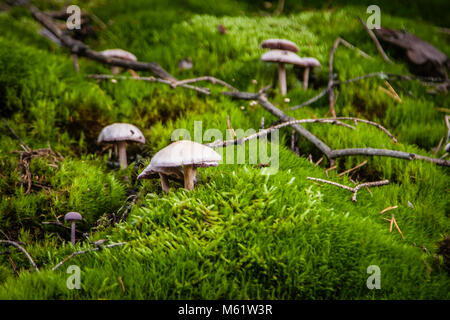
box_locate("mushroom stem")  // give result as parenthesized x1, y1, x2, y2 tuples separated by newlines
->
(72, 54, 79, 73)
(303, 67, 310, 89)
(70, 221, 76, 245)
(183, 165, 197, 190)
(111, 66, 121, 75)
(159, 173, 170, 193)
(117, 141, 128, 169)
(277, 63, 287, 95)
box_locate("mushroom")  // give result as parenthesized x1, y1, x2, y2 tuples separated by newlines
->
(64, 212, 82, 245)
(261, 49, 303, 95)
(97, 123, 145, 169)
(100, 49, 139, 77)
(138, 140, 221, 192)
(296, 57, 321, 89)
(261, 39, 299, 53)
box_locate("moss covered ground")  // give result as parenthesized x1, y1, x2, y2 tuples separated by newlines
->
(0, 0, 449, 299)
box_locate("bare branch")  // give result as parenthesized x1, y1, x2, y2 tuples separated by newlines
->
(307, 177, 390, 202)
(0, 240, 39, 272)
(29, 5, 174, 80)
(52, 242, 127, 271)
(206, 118, 355, 148)
(358, 17, 392, 63)
(87, 74, 210, 95)
(171, 76, 237, 92)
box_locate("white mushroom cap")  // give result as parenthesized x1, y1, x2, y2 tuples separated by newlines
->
(97, 123, 145, 144)
(296, 57, 321, 68)
(138, 140, 221, 179)
(100, 49, 137, 61)
(261, 39, 299, 53)
(261, 50, 303, 66)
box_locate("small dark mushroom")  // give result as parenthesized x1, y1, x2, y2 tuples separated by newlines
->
(64, 212, 82, 245)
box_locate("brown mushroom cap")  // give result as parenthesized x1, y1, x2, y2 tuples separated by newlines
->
(100, 49, 137, 61)
(295, 57, 321, 68)
(261, 49, 303, 65)
(64, 212, 82, 221)
(97, 123, 145, 144)
(138, 140, 221, 179)
(261, 39, 299, 53)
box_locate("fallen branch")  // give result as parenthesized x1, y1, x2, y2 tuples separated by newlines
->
(52, 242, 127, 271)
(29, 5, 174, 80)
(87, 74, 210, 95)
(307, 177, 390, 202)
(333, 117, 397, 143)
(0, 240, 40, 272)
(171, 76, 238, 92)
(206, 118, 355, 148)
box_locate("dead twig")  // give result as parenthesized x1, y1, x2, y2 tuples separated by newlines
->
(338, 160, 368, 177)
(52, 242, 127, 271)
(0, 240, 40, 272)
(87, 74, 210, 95)
(306, 177, 389, 202)
(379, 205, 398, 215)
(206, 118, 355, 148)
(171, 76, 237, 92)
(358, 17, 392, 63)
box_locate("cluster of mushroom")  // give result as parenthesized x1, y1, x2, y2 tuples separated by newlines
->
(97, 123, 221, 192)
(260, 39, 321, 94)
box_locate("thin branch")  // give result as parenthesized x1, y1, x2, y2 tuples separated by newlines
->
(358, 17, 392, 63)
(338, 38, 372, 59)
(379, 205, 398, 215)
(0, 240, 39, 272)
(333, 117, 397, 143)
(206, 118, 355, 148)
(87, 74, 210, 95)
(1, 118, 31, 152)
(171, 76, 237, 92)
(338, 160, 368, 177)
(307, 177, 390, 202)
(52, 242, 127, 271)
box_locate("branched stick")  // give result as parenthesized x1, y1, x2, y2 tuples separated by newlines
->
(171, 76, 238, 92)
(224, 87, 450, 166)
(206, 118, 355, 148)
(0, 240, 39, 272)
(87, 74, 210, 95)
(306, 177, 389, 202)
(29, 5, 174, 80)
(333, 117, 397, 143)
(52, 242, 127, 271)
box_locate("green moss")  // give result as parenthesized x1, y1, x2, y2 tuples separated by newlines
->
(0, 0, 448, 299)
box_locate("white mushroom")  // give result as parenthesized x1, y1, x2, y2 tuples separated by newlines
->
(100, 49, 138, 76)
(97, 123, 145, 169)
(296, 57, 321, 89)
(261, 39, 299, 53)
(261, 49, 303, 96)
(138, 140, 221, 192)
